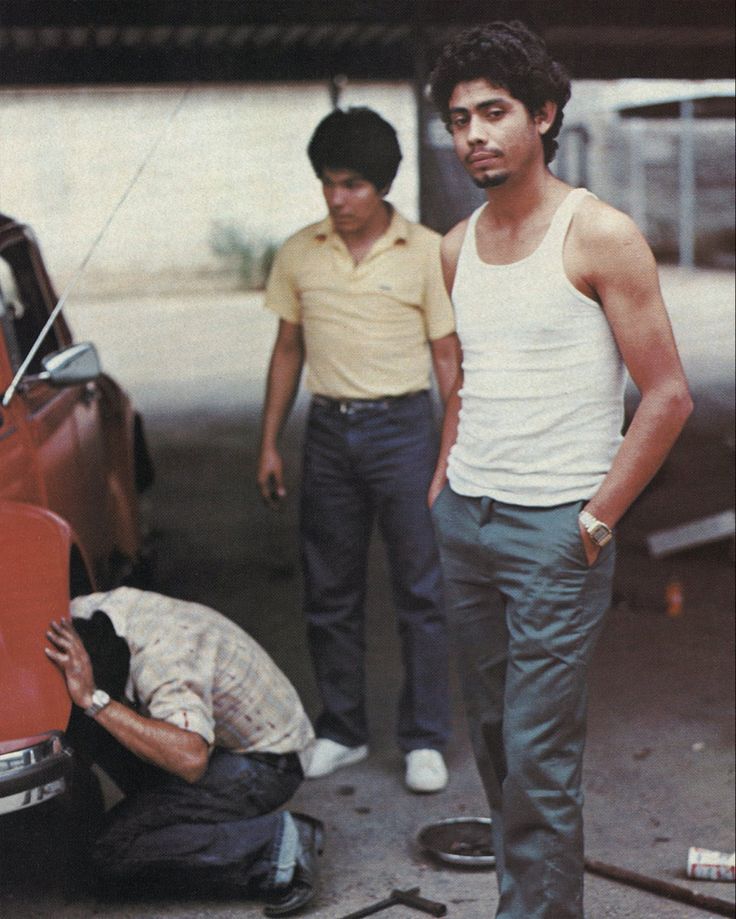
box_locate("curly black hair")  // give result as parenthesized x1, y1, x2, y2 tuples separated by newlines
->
(307, 106, 402, 191)
(429, 21, 571, 165)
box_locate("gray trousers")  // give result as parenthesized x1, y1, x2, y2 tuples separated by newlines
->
(431, 487, 615, 919)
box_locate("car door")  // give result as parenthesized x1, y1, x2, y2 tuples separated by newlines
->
(0, 234, 113, 574)
(0, 256, 54, 509)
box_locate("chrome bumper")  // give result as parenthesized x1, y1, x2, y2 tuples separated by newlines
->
(0, 732, 72, 815)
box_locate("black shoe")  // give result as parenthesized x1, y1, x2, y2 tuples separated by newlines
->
(263, 813, 324, 917)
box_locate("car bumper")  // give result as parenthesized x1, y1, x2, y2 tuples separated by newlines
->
(0, 732, 72, 816)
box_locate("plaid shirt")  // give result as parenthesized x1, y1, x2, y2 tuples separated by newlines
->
(70, 587, 314, 754)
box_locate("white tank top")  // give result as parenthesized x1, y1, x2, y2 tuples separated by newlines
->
(448, 187, 626, 506)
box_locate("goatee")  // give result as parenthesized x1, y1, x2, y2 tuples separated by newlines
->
(473, 172, 509, 189)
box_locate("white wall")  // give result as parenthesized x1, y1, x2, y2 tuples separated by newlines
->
(0, 82, 419, 296)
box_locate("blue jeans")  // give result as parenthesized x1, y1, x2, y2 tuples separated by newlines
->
(300, 391, 450, 752)
(67, 710, 303, 895)
(432, 488, 615, 919)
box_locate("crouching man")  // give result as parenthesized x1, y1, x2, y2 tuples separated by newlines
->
(46, 586, 322, 917)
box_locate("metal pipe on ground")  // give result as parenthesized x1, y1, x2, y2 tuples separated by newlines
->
(585, 857, 736, 917)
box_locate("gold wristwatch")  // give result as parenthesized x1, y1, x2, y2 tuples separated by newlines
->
(578, 509, 613, 547)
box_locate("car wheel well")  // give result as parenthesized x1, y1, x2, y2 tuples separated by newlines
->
(69, 546, 93, 598)
(133, 412, 155, 493)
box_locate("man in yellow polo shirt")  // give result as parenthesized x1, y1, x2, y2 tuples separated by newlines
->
(257, 107, 460, 793)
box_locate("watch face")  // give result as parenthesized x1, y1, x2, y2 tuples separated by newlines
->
(590, 523, 612, 546)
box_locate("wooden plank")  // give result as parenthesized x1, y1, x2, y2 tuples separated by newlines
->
(647, 509, 735, 558)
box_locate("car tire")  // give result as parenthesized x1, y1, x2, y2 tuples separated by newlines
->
(133, 412, 155, 493)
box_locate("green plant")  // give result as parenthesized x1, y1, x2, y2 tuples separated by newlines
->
(209, 222, 278, 289)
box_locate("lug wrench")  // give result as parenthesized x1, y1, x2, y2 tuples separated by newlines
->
(337, 886, 447, 918)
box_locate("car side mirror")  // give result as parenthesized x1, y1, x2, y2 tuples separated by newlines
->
(40, 342, 102, 387)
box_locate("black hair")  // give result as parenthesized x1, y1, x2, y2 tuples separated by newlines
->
(72, 611, 130, 701)
(429, 20, 571, 165)
(307, 106, 402, 191)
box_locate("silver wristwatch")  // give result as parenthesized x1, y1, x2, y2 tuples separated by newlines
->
(84, 688, 111, 718)
(579, 509, 613, 547)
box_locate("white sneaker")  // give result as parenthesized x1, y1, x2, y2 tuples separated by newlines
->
(405, 749, 448, 793)
(303, 738, 368, 778)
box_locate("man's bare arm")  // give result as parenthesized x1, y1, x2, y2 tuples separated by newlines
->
(430, 332, 462, 405)
(572, 201, 693, 558)
(428, 372, 462, 508)
(428, 228, 467, 507)
(257, 318, 305, 505)
(45, 619, 209, 783)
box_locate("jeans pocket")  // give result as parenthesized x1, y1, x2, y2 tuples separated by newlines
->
(562, 502, 591, 569)
(575, 524, 594, 569)
(429, 481, 450, 513)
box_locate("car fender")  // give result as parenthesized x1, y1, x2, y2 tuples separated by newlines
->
(0, 501, 88, 743)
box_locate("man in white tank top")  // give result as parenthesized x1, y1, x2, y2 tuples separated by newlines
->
(428, 21, 692, 919)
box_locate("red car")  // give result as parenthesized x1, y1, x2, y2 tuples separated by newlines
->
(0, 212, 152, 816)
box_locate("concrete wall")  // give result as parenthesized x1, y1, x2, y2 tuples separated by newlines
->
(0, 83, 419, 296)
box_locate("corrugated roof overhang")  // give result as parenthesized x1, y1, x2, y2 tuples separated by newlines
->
(0, 0, 733, 84)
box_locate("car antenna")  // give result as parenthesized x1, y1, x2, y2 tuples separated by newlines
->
(2, 85, 192, 408)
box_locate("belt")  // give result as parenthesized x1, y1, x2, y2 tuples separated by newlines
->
(312, 391, 424, 415)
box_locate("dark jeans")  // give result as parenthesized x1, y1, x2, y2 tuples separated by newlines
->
(300, 390, 450, 752)
(66, 709, 303, 895)
(432, 488, 615, 919)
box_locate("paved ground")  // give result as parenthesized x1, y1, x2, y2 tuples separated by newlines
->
(2, 267, 733, 918)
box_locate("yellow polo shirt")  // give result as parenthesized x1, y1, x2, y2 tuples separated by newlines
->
(264, 208, 455, 399)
